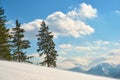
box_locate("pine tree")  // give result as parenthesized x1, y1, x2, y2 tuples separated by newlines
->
(37, 21, 58, 67)
(11, 20, 30, 62)
(0, 7, 11, 60)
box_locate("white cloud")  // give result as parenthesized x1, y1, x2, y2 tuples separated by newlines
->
(97, 49, 120, 65)
(57, 41, 120, 69)
(58, 41, 120, 57)
(76, 46, 97, 51)
(57, 56, 92, 69)
(21, 3, 96, 38)
(27, 45, 120, 69)
(57, 59, 77, 69)
(58, 42, 108, 55)
(108, 49, 120, 56)
(67, 3, 97, 20)
(93, 40, 110, 46)
(114, 42, 120, 46)
(75, 46, 107, 53)
(21, 19, 42, 31)
(114, 10, 120, 15)
(47, 3, 97, 38)
(57, 56, 67, 61)
(59, 43, 72, 49)
(72, 57, 92, 66)
(58, 44, 73, 55)
(21, 19, 42, 39)
(59, 51, 67, 55)
(58, 48, 120, 69)
(46, 11, 94, 38)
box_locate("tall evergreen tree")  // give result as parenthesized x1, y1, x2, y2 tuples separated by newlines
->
(11, 20, 30, 62)
(37, 21, 58, 67)
(0, 7, 11, 60)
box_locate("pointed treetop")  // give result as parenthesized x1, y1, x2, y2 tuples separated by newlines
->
(41, 21, 46, 27)
(16, 20, 21, 27)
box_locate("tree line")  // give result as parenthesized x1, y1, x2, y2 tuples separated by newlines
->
(0, 7, 58, 67)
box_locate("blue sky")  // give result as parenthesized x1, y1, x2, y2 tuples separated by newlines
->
(1, 0, 120, 66)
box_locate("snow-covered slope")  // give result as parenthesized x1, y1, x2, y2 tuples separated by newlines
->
(0, 61, 117, 80)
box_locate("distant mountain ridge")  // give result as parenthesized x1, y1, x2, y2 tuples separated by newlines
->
(68, 62, 120, 79)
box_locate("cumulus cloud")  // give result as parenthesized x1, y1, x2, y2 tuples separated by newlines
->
(21, 3, 96, 38)
(21, 19, 42, 31)
(21, 19, 42, 39)
(67, 3, 97, 20)
(46, 11, 94, 38)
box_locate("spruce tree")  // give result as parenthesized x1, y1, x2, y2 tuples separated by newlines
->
(37, 21, 58, 67)
(11, 20, 30, 62)
(0, 7, 11, 60)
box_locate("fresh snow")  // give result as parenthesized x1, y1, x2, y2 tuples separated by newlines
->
(0, 61, 117, 80)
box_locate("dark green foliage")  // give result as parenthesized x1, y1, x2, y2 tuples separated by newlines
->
(11, 20, 30, 62)
(37, 21, 58, 67)
(0, 7, 11, 60)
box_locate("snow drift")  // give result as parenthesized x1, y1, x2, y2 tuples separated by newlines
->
(0, 60, 117, 80)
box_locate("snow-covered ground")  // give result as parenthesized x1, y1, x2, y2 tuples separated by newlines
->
(0, 60, 118, 80)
